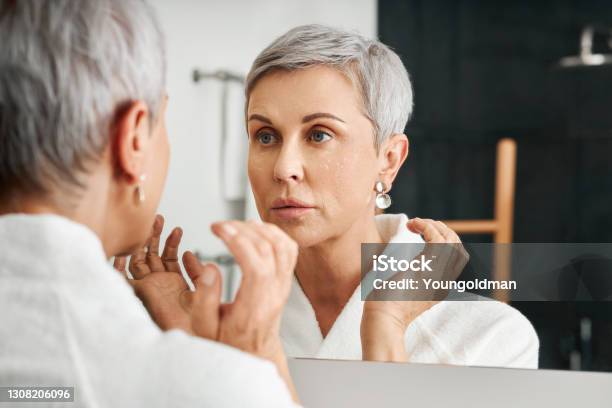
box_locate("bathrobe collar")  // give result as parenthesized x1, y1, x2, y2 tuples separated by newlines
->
(0, 213, 107, 266)
(0, 212, 134, 298)
(280, 213, 424, 359)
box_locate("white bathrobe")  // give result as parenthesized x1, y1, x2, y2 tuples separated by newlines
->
(280, 213, 539, 369)
(0, 214, 298, 408)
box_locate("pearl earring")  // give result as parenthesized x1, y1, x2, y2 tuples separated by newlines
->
(136, 174, 147, 203)
(375, 181, 392, 209)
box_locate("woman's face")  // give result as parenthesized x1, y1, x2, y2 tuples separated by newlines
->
(247, 66, 382, 248)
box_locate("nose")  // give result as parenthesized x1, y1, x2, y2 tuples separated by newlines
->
(273, 138, 304, 184)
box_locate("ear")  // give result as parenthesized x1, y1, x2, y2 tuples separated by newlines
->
(112, 101, 151, 184)
(377, 133, 409, 188)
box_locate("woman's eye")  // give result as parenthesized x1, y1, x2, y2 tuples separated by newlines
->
(309, 130, 332, 143)
(256, 132, 278, 145)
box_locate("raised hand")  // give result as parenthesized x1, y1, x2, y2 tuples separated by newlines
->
(115, 216, 298, 355)
(113, 216, 299, 401)
(361, 218, 469, 362)
(206, 220, 298, 360)
(113, 215, 223, 337)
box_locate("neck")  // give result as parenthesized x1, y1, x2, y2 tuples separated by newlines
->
(295, 210, 384, 335)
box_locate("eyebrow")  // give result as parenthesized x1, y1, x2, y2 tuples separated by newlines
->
(247, 112, 346, 125)
(302, 112, 345, 124)
(247, 114, 273, 124)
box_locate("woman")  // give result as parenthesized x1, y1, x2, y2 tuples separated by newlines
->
(244, 24, 539, 367)
(0, 1, 299, 406)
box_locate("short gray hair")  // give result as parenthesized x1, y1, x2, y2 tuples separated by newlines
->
(246, 24, 413, 150)
(0, 0, 165, 198)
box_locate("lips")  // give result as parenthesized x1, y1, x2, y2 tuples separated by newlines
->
(270, 198, 315, 220)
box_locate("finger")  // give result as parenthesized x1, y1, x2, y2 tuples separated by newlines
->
(420, 219, 445, 243)
(407, 218, 419, 234)
(427, 221, 466, 278)
(211, 222, 267, 276)
(245, 221, 283, 271)
(183, 251, 222, 340)
(148, 214, 164, 256)
(408, 218, 443, 239)
(162, 227, 183, 273)
(183, 250, 208, 282)
(433, 221, 461, 243)
(230, 221, 275, 265)
(221, 221, 289, 309)
(113, 256, 133, 283)
(211, 221, 271, 305)
(249, 221, 298, 284)
(445, 225, 462, 244)
(444, 241, 470, 282)
(227, 222, 278, 284)
(412, 220, 452, 290)
(146, 215, 166, 272)
(245, 221, 294, 303)
(408, 218, 445, 243)
(233, 226, 295, 318)
(129, 247, 151, 279)
(113, 256, 127, 274)
(420, 238, 467, 294)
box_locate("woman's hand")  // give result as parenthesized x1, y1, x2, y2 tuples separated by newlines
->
(115, 216, 298, 356)
(113, 215, 223, 337)
(360, 218, 469, 362)
(114, 216, 299, 401)
(203, 220, 297, 358)
(209, 220, 299, 401)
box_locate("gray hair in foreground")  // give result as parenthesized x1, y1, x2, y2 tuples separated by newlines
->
(245, 24, 413, 150)
(0, 0, 166, 198)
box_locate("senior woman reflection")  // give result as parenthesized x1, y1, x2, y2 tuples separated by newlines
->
(245, 25, 539, 368)
(0, 1, 300, 406)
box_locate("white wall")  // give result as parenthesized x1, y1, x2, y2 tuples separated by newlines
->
(151, 0, 377, 261)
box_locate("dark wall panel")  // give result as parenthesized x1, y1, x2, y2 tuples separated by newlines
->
(381, 0, 612, 244)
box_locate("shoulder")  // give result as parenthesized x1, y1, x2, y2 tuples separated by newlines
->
(409, 298, 539, 369)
